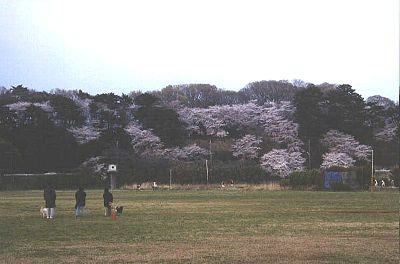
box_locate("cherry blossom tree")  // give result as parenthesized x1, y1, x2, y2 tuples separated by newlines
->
(232, 134, 262, 160)
(6, 101, 53, 113)
(68, 125, 101, 144)
(6, 102, 54, 127)
(125, 121, 208, 161)
(375, 123, 397, 142)
(320, 130, 372, 161)
(51, 89, 93, 122)
(124, 122, 163, 156)
(162, 144, 209, 161)
(178, 101, 299, 141)
(257, 102, 303, 152)
(177, 106, 228, 137)
(366, 95, 395, 109)
(81, 156, 108, 180)
(73, 98, 93, 124)
(260, 149, 305, 178)
(321, 152, 355, 169)
(261, 114, 300, 146)
(177, 101, 269, 137)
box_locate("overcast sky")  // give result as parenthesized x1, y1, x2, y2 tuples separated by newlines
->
(0, 0, 398, 100)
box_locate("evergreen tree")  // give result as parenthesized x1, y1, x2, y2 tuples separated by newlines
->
(293, 84, 325, 168)
(324, 84, 370, 143)
(134, 93, 186, 147)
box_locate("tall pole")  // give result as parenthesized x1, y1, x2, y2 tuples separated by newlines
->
(209, 139, 212, 163)
(206, 159, 209, 187)
(209, 139, 212, 185)
(370, 149, 374, 192)
(115, 139, 119, 190)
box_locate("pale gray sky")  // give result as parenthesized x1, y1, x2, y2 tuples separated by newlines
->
(0, 0, 398, 100)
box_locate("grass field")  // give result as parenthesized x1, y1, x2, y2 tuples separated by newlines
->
(0, 189, 398, 263)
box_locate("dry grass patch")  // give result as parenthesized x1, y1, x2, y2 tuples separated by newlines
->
(2, 233, 398, 264)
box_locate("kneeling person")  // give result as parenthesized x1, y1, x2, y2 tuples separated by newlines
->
(103, 188, 113, 216)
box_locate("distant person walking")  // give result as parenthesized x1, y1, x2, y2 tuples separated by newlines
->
(75, 187, 86, 219)
(44, 184, 56, 219)
(103, 188, 113, 216)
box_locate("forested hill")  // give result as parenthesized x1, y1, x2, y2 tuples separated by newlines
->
(0, 82, 398, 186)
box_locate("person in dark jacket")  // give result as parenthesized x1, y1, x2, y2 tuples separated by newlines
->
(44, 184, 56, 219)
(103, 188, 113, 216)
(75, 187, 86, 218)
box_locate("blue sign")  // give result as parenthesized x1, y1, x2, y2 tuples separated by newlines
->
(324, 171, 343, 188)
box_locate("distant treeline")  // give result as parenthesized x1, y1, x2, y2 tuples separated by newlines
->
(0, 81, 398, 189)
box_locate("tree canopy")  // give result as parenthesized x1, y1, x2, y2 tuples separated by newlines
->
(0, 82, 397, 188)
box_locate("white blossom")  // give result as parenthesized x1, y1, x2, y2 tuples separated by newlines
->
(177, 102, 268, 137)
(366, 95, 395, 109)
(257, 102, 299, 146)
(262, 115, 299, 145)
(178, 101, 298, 141)
(82, 156, 107, 178)
(125, 120, 209, 161)
(375, 122, 397, 142)
(321, 130, 372, 162)
(178, 106, 228, 137)
(260, 149, 305, 178)
(179, 101, 304, 156)
(124, 122, 163, 156)
(68, 125, 101, 144)
(162, 144, 208, 161)
(286, 140, 304, 153)
(232, 134, 262, 160)
(6, 101, 53, 113)
(74, 98, 92, 123)
(321, 152, 355, 169)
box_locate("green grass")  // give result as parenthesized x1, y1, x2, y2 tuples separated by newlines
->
(0, 189, 398, 263)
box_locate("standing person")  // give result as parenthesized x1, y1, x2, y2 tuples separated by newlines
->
(75, 186, 86, 219)
(44, 184, 56, 219)
(103, 188, 113, 216)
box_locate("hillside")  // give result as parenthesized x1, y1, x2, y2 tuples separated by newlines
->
(0, 83, 398, 188)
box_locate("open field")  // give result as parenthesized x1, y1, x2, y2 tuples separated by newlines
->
(0, 189, 398, 263)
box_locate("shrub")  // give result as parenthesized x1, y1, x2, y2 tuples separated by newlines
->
(287, 169, 323, 189)
(392, 167, 399, 187)
(280, 178, 290, 188)
(355, 165, 372, 190)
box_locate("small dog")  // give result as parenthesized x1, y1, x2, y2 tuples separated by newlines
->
(116, 206, 123, 215)
(40, 207, 48, 218)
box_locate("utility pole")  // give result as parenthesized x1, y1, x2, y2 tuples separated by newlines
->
(208, 139, 212, 186)
(209, 139, 212, 163)
(206, 159, 209, 187)
(370, 149, 374, 192)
